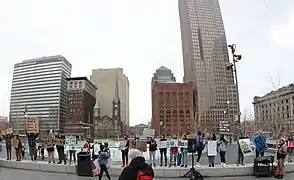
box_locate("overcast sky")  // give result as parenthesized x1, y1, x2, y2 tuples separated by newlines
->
(0, 0, 293, 125)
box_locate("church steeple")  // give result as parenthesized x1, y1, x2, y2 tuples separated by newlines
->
(112, 71, 122, 137)
(113, 72, 120, 103)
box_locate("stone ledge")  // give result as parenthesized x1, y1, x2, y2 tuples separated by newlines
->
(1, 159, 294, 178)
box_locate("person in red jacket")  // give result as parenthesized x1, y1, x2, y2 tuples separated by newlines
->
(169, 134, 178, 167)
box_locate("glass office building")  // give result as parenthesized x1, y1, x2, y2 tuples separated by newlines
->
(9, 55, 72, 132)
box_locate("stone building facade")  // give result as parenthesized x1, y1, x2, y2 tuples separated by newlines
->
(253, 83, 294, 136)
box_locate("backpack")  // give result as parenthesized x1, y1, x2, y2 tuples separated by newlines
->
(137, 170, 153, 180)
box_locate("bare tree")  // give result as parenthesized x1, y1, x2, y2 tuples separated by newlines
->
(258, 75, 286, 149)
(241, 112, 255, 137)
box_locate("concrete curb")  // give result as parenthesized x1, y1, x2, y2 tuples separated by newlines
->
(1, 159, 294, 178)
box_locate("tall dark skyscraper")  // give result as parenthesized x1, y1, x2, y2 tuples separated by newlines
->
(178, 0, 238, 133)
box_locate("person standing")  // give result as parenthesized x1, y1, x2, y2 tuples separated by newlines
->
(169, 134, 178, 167)
(13, 134, 22, 161)
(0, 136, 2, 151)
(92, 141, 99, 161)
(286, 135, 294, 163)
(104, 142, 110, 154)
(180, 134, 188, 168)
(147, 137, 157, 167)
(121, 134, 130, 167)
(217, 135, 228, 167)
(5, 134, 12, 160)
(69, 142, 77, 165)
(159, 134, 167, 167)
(46, 135, 55, 164)
(237, 135, 246, 166)
(98, 144, 111, 180)
(26, 132, 38, 161)
(195, 131, 204, 167)
(275, 138, 287, 179)
(207, 134, 217, 167)
(56, 134, 66, 165)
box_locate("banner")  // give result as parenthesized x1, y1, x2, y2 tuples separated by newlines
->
(178, 140, 188, 148)
(142, 128, 155, 138)
(252, 134, 268, 153)
(53, 138, 65, 146)
(158, 140, 168, 148)
(288, 141, 294, 148)
(207, 141, 217, 156)
(65, 135, 77, 145)
(168, 140, 178, 147)
(119, 140, 127, 150)
(238, 138, 253, 157)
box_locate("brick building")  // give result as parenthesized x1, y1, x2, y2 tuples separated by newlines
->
(152, 82, 194, 136)
(65, 77, 97, 137)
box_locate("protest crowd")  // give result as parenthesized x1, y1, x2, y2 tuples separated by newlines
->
(1, 128, 294, 179)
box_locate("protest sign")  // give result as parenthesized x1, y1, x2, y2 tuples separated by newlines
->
(158, 140, 168, 148)
(207, 141, 217, 156)
(238, 138, 253, 157)
(252, 134, 268, 153)
(178, 140, 188, 148)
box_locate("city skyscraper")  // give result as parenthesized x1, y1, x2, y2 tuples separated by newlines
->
(178, 0, 238, 133)
(90, 68, 129, 127)
(9, 55, 72, 133)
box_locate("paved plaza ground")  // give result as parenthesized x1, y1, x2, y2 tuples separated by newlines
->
(0, 167, 292, 180)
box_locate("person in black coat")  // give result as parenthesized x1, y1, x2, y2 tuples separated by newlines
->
(118, 149, 154, 180)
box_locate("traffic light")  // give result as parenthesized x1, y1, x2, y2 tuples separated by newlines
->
(160, 121, 164, 127)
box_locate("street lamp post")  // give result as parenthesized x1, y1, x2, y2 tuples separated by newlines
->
(227, 44, 242, 141)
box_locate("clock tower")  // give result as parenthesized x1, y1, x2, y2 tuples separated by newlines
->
(112, 73, 122, 137)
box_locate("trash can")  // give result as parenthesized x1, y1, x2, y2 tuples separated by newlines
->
(77, 151, 92, 176)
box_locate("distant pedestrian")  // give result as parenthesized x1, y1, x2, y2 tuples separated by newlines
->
(26, 132, 38, 161)
(275, 138, 287, 179)
(104, 142, 110, 154)
(5, 134, 12, 160)
(195, 131, 204, 167)
(159, 134, 167, 167)
(237, 135, 245, 166)
(180, 134, 188, 168)
(286, 135, 294, 163)
(207, 134, 217, 167)
(56, 134, 66, 165)
(118, 149, 154, 180)
(217, 134, 228, 167)
(147, 137, 157, 167)
(13, 134, 22, 161)
(121, 134, 130, 167)
(0, 136, 2, 151)
(98, 144, 111, 180)
(169, 134, 179, 167)
(46, 135, 55, 164)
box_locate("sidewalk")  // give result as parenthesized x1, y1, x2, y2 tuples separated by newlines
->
(1, 157, 294, 178)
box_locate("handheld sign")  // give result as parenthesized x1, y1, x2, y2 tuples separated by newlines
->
(26, 117, 39, 133)
(178, 140, 188, 148)
(158, 140, 168, 149)
(53, 138, 65, 146)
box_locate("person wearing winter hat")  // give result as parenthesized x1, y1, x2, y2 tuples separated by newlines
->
(118, 149, 154, 180)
